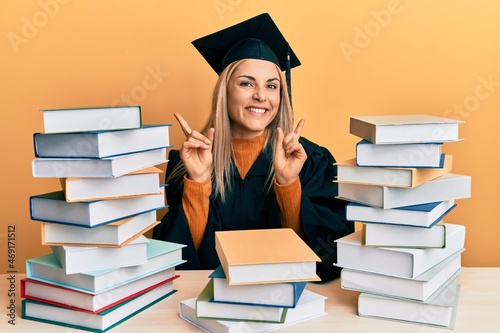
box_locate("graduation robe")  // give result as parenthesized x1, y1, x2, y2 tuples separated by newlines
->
(152, 137, 354, 282)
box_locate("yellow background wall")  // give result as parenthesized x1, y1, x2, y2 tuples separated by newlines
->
(1, 1, 499, 274)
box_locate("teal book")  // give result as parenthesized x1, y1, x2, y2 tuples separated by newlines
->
(209, 265, 307, 308)
(25, 239, 186, 294)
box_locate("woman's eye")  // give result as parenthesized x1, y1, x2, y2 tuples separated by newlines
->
(267, 84, 277, 89)
(239, 81, 252, 87)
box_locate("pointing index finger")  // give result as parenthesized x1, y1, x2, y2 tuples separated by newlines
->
(294, 119, 305, 137)
(174, 113, 192, 137)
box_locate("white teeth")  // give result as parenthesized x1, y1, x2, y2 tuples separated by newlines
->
(247, 108, 266, 114)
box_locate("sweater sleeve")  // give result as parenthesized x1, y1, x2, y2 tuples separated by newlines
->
(274, 177, 302, 236)
(182, 175, 212, 252)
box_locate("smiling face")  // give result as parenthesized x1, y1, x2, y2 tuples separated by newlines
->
(227, 59, 282, 139)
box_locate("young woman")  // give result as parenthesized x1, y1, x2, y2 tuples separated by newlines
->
(153, 14, 354, 282)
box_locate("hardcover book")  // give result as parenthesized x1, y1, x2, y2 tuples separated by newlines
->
(215, 228, 321, 285)
(30, 189, 165, 228)
(40, 105, 142, 134)
(349, 114, 463, 144)
(34, 124, 171, 158)
(335, 223, 465, 278)
(362, 221, 447, 248)
(32, 147, 167, 178)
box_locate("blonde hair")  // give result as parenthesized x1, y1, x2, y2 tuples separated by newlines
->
(168, 59, 295, 202)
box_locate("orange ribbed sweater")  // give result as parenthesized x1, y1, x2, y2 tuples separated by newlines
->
(182, 132, 302, 252)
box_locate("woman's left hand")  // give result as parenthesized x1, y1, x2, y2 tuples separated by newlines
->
(274, 119, 307, 185)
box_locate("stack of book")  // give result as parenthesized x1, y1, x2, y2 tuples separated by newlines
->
(334, 114, 471, 329)
(179, 228, 328, 333)
(22, 105, 187, 332)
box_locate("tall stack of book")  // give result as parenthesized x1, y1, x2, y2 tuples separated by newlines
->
(334, 114, 471, 329)
(22, 105, 187, 332)
(179, 228, 328, 333)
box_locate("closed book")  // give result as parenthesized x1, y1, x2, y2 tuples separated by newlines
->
(32, 147, 167, 178)
(215, 228, 321, 285)
(337, 173, 471, 209)
(40, 105, 142, 134)
(196, 279, 287, 323)
(335, 155, 452, 188)
(180, 289, 326, 333)
(341, 251, 462, 301)
(34, 124, 171, 158)
(210, 266, 306, 308)
(362, 221, 447, 248)
(346, 200, 456, 228)
(355, 140, 444, 167)
(30, 189, 165, 228)
(21, 272, 178, 314)
(41, 211, 159, 247)
(335, 223, 465, 278)
(61, 167, 163, 202)
(50, 236, 149, 274)
(358, 278, 461, 328)
(21, 280, 176, 333)
(349, 114, 463, 144)
(26, 239, 186, 294)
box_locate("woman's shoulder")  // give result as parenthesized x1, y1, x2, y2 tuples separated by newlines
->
(299, 136, 334, 158)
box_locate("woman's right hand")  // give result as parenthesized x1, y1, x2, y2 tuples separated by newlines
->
(174, 113, 214, 183)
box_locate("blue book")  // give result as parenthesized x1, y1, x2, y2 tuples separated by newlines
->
(346, 200, 457, 228)
(209, 266, 307, 308)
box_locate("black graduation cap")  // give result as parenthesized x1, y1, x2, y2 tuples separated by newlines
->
(191, 13, 301, 99)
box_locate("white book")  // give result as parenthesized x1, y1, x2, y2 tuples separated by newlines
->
(21, 269, 178, 313)
(349, 114, 463, 144)
(21, 280, 176, 332)
(41, 211, 158, 247)
(341, 250, 462, 301)
(355, 140, 444, 167)
(180, 289, 326, 333)
(34, 124, 171, 158)
(337, 173, 471, 209)
(335, 155, 452, 188)
(26, 239, 186, 294)
(41, 105, 142, 134)
(51, 236, 149, 274)
(61, 166, 163, 202)
(335, 223, 465, 278)
(362, 221, 447, 248)
(32, 147, 167, 178)
(30, 189, 165, 228)
(346, 200, 456, 228)
(358, 278, 461, 328)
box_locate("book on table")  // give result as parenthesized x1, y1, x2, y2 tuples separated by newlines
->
(180, 289, 326, 333)
(345, 200, 456, 228)
(21, 270, 179, 314)
(362, 221, 447, 248)
(209, 265, 307, 308)
(30, 189, 166, 228)
(337, 173, 471, 209)
(215, 228, 321, 285)
(34, 124, 171, 158)
(335, 155, 452, 188)
(355, 140, 444, 167)
(50, 236, 149, 274)
(341, 250, 462, 302)
(60, 166, 163, 202)
(21, 278, 177, 333)
(26, 239, 186, 294)
(335, 223, 465, 278)
(32, 147, 167, 178)
(196, 279, 288, 323)
(40, 211, 159, 247)
(40, 105, 142, 134)
(349, 114, 463, 144)
(357, 277, 461, 329)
